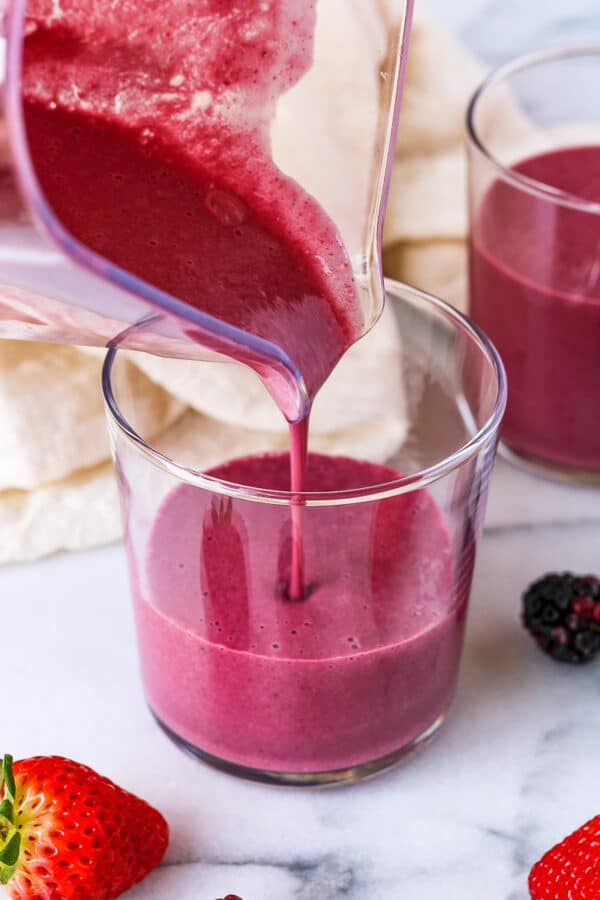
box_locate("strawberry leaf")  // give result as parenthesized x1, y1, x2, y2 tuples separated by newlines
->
(0, 758, 19, 885)
(0, 800, 13, 821)
(1, 756, 15, 806)
(0, 831, 20, 867)
(0, 814, 19, 884)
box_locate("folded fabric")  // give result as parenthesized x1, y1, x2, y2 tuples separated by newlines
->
(384, 10, 484, 308)
(0, 7, 484, 564)
(0, 343, 184, 491)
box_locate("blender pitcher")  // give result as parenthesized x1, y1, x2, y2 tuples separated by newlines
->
(0, 0, 413, 420)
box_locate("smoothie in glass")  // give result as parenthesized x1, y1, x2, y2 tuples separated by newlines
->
(470, 145, 600, 470)
(134, 452, 468, 774)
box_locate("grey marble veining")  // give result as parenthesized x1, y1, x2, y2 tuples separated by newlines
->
(428, 0, 600, 66)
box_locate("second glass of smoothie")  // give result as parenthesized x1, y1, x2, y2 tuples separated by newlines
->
(103, 281, 506, 787)
(468, 46, 600, 482)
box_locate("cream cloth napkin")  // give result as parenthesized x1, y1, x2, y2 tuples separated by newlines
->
(0, 8, 484, 564)
(383, 10, 483, 307)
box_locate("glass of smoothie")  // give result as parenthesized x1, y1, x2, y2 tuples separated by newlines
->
(103, 280, 506, 787)
(468, 46, 600, 482)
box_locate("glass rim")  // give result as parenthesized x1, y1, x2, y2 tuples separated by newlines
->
(466, 43, 600, 214)
(102, 279, 507, 507)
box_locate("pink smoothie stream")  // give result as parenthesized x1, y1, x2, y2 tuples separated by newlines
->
(23, 0, 363, 599)
(470, 145, 600, 471)
(134, 453, 470, 774)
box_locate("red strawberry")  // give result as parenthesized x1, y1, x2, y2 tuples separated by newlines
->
(529, 814, 600, 898)
(0, 754, 168, 899)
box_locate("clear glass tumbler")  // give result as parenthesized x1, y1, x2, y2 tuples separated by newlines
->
(103, 280, 506, 787)
(468, 45, 600, 483)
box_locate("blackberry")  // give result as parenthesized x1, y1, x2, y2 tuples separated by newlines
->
(522, 572, 600, 663)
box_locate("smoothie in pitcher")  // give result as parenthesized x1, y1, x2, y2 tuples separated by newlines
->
(23, 0, 467, 775)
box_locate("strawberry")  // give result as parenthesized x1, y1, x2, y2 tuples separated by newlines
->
(529, 814, 600, 898)
(0, 754, 168, 899)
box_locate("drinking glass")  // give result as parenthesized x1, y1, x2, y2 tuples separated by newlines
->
(0, 0, 413, 418)
(103, 280, 506, 787)
(468, 45, 600, 482)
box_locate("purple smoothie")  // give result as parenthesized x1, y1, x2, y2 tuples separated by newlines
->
(24, 0, 364, 599)
(470, 145, 600, 470)
(132, 453, 469, 774)
(22, 0, 361, 415)
(24, 3, 460, 775)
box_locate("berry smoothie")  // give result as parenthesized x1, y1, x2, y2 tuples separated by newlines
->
(22, 0, 361, 414)
(22, 0, 362, 600)
(21, 2, 464, 773)
(470, 145, 600, 471)
(133, 453, 469, 774)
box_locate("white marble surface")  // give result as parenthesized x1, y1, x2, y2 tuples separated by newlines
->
(5, 3, 600, 900)
(427, 0, 600, 67)
(4, 456, 600, 900)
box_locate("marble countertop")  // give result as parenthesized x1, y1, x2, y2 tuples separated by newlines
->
(6, 459, 600, 900)
(427, 0, 600, 67)
(5, 3, 600, 900)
